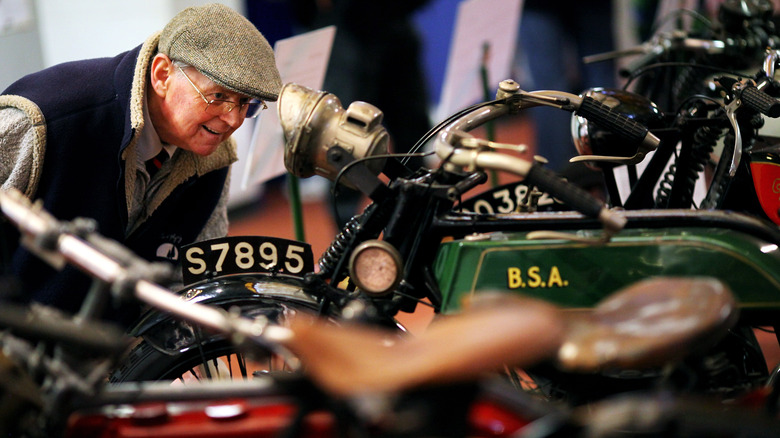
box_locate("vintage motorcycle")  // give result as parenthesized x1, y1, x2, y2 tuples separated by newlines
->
(99, 74, 780, 408)
(608, 0, 777, 111)
(107, 80, 650, 385)
(570, 0, 780, 217)
(1, 187, 778, 438)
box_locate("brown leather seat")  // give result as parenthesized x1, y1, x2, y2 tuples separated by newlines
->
(281, 276, 736, 397)
(556, 277, 738, 372)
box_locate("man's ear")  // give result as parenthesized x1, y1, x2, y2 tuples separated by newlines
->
(150, 53, 173, 97)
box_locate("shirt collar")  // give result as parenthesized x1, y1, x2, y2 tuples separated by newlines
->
(138, 94, 176, 162)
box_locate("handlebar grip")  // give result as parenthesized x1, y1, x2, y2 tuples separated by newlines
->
(740, 86, 780, 118)
(0, 302, 129, 354)
(617, 50, 659, 78)
(525, 164, 603, 218)
(526, 164, 626, 232)
(576, 96, 650, 146)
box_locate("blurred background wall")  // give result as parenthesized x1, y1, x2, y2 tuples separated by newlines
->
(0, 0, 639, 206)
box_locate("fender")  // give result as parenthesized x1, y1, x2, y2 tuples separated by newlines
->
(127, 274, 323, 355)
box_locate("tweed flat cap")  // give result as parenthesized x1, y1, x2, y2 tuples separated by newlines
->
(159, 3, 282, 101)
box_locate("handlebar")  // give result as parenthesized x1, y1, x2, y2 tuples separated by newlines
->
(738, 82, 780, 117)
(716, 74, 780, 118)
(586, 1, 776, 78)
(712, 74, 780, 178)
(582, 30, 729, 77)
(613, 33, 728, 78)
(0, 189, 293, 349)
(576, 95, 659, 146)
(0, 302, 128, 355)
(586, 6, 774, 76)
(432, 81, 662, 233)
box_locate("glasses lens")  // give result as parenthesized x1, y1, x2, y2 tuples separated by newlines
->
(204, 100, 232, 117)
(203, 99, 266, 118)
(244, 100, 266, 119)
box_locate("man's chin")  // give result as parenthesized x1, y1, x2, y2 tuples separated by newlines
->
(188, 143, 222, 156)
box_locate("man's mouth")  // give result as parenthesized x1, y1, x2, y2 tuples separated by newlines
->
(203, 125, 222, 135)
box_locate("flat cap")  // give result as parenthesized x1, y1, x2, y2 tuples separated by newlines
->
(159, 3, 282, 101)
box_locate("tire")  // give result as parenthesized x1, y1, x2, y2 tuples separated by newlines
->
(109, 274, 330, 384)
(109, 337, 289, 383)
(109, 299, 320, 384)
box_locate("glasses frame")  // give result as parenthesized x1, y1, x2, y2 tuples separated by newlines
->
(176, 65, 267, 119)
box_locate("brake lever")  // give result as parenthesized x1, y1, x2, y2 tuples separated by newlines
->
(459, 137, 528, 154)
(569, 152, 647, 166)
(582, 30, 680, 65)
(723, 99, 743, 177)
(583, 46, 650, 64)
(715, 77, 748, 177)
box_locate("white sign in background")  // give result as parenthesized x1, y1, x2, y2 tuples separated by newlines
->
(0, 0, 33, 35)
(239, 25, 336, 190)
(436, 0, 523, 121)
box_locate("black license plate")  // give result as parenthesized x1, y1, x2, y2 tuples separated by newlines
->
(181, 236, 314, 285)
(459, 181, 563, 213)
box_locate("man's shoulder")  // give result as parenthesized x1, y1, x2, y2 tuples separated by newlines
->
(2, 46, 143, 122)
(0, 95, 45, 138)
(0, 98, 46, 197)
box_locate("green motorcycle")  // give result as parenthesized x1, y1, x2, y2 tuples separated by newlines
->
(111, 79, 777, 405)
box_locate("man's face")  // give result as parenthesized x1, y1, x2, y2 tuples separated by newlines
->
(150, 57, 247, 156)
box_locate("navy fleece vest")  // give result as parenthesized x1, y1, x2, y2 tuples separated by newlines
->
(2, 45, 228, 324)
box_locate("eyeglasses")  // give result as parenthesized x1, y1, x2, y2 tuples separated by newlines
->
(177, 65, 267, 119)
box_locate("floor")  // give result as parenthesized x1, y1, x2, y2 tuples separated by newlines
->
(226, 115, 780, 371)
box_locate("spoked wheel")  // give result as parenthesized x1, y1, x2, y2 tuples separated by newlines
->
(174, 343, 295, 384)
(109, 295, 317, 384)
(109, 338, 297, 384)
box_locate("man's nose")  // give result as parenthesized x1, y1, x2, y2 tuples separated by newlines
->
(221, 106, 244, 128)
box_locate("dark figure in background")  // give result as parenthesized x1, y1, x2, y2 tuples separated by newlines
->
(293, 0, 432, 227)
(515, 0, 617, 173)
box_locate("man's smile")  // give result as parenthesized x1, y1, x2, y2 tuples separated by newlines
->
(203, 125, 223, 135)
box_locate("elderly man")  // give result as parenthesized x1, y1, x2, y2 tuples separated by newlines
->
(0, 3, 281, 324)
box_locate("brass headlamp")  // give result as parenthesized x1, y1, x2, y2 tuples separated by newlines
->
(278, 83, 389, 185)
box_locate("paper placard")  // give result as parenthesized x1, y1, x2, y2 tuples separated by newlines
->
(0, 0, 33, 35)
(436, 0, 523, 121)
(240, 25, 336, 189)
